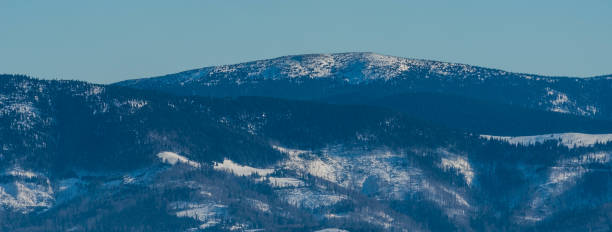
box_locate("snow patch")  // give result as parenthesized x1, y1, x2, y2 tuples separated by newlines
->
(213, 159, 274, 177)
(0, 167, 54, 213)
(481, 133, 612, 148)
(3, 168, 38, 179)
(248, 199, 270, 213)
(113, 99, 148, 112)
(85, 85, 104, 96)
(542, 87, 597, 116)
(171, 201, 226, 229)
(267, 177, 305, 188)
(0, 102, 40, 131)
(127, 99, 148, 109)
(157, 151, 201, 168)
(0, 181, 54, 213)
(315, 229, 349, 232)
(438, 151, 474, 186)
(278, 188, 346, 209)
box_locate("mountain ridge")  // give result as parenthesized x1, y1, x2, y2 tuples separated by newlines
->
(114, 52, 612, 130)
(117, 52, 611, 84)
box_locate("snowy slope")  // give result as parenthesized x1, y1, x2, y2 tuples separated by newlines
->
(0, 168, 53, 213)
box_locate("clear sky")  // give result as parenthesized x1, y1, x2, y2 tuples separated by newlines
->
(1, 0, 611, 83)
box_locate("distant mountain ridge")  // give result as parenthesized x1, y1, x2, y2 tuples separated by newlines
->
(116, 52, 612, 134)
(119, 52, 609, 84)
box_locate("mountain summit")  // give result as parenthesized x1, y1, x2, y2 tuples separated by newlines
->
(120, 52, 540, 85)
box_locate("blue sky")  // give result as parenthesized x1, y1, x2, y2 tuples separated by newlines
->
(1, 0, 611, 83)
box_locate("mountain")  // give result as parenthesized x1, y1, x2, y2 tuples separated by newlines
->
(116, 52, 612, 127)
(2, 74, 612, 231)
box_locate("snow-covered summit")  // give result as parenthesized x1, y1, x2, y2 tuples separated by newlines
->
(127, 52, 517, 84)
(200, 52, 463, 82)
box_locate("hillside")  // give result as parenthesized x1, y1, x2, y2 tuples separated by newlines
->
(2, 74, 612, 231)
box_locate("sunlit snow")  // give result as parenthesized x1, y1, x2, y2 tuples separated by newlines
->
(0, 180, 54, 213)
(481, 133, 612, 148)
(213, 159, 274, 177)
(266, 177, 305, 188)
(519, 152, 611, 222)
(314, 229, 349, 232)
(438, 149, 474, 186)
(157, 151, 201, 168)
(171, 201, 226, 229)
